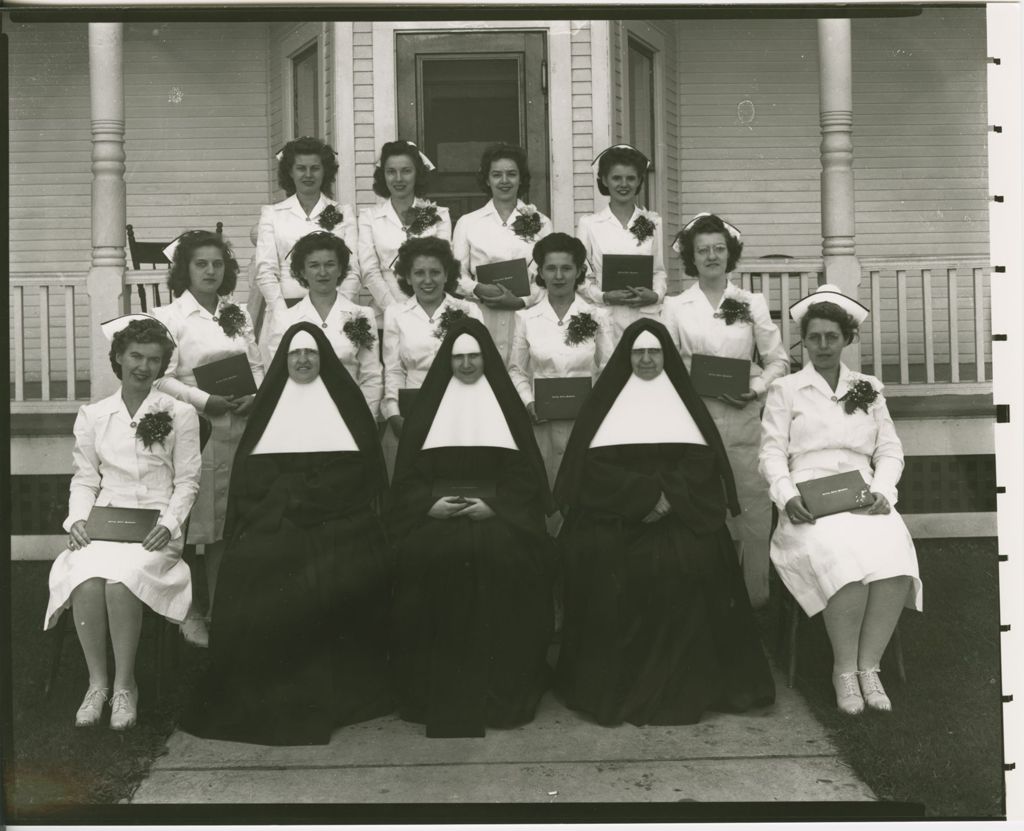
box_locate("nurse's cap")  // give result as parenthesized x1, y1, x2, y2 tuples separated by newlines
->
(288, 330, 319, 353)
(631, 329, 662, 350)
(451, 333, 481, 356)
(100, 313, 176, 345)
(789, 283, 869, 325)
(591, 144, 653, 171)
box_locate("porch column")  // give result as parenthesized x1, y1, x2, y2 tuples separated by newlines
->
(87, 22, 127, 399)
(817, 18, 862, 366)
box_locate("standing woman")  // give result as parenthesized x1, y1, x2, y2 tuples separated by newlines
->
(253, 136, 360, 365)
(661, 213, 789, 609)
(577, 145, 667, 339)
(267, 231, 382, 418)
(358, 140, 452, 333)
(452, 143, 553, 364)
(45, 315, 201, 730)
(153, 230, 264, 645)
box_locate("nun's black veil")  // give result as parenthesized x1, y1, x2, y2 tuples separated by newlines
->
(391, 316, 553, 515)
(553, 318, 740, 516)
(224, 321, 386, 539)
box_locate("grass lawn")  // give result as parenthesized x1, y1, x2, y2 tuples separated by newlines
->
(777, 537, 1005, 818)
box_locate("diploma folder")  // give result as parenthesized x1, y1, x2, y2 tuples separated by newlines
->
(796, 471, 873, 519)
(398, 388, 420, 418)
(534, 377, 592, 420)
(431, 480, 498, 499)
(475, 258, 531, 298)
(84, 506, 161, 543)
(601, 254, 654, 292)
(689, 354, 751, 399)
(192, 353, 258, 398)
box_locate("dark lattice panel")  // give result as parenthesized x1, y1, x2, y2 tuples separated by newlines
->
(9, 475, 71, 534)
(899, 455, 996, 514)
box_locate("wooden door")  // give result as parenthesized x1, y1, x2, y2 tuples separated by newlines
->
(396, 31, 549, 225)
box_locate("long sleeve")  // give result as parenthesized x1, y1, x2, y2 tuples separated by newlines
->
(357, 208, 396, 311)
(523, 217, 553, 309)
(159, 406, 202, 539)
(661, 298, 683, 352)
(64, 407, 101, 530)
(452, 216, 475, 298)
(868, 395, 904, 505)
(356, 333, 384, 419)
(758, 381, 801, 511)
(243, 309, 265, 387)
(577, 216, 605, 306)
(749, 293, 790, 395)
(338, 206, 362, 302)
(254, 205, 286, 315)
(650, 217, 668, 302)
(381, 306, 405, 420)
(593, 311, 615, 374)
(155, 339, 212, 412)
(507, 314, 534, 405)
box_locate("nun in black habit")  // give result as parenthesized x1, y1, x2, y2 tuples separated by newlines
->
(553, 318, 775, 726)
(181, 321, 392, 746)
(388, 317, 554, 738)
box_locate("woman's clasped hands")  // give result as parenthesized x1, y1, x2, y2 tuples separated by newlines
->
(641, 492, 672, 524)
(205, 393, 256, 416)
(428, 496, 496, 521)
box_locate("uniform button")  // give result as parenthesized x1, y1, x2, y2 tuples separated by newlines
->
(322, 323, 328, 329)
(130, 421, 137, 428)
(831, 396, 838, 402)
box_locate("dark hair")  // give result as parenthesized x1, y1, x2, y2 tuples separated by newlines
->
(393, 237, 461, 297)
(109, 318, 175, 379)
(674, 213, 744, 277)
(372, 140, 431, 198)
(596, 146, 648, 196)
(799, 300, 859, 344)
(532, 233, 588, 288)
(477, 143, 531, 198)
(289, 231, 352, 286)
(167, 230, 239, 297)
(276, 136, 339, 198)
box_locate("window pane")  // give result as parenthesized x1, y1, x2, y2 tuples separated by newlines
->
(293, 43, 319, 138)
(627, 39, 655, 206)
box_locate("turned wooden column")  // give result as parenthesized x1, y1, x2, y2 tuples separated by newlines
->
(87, 22, 127, 399)
(817, 17, 862, 367)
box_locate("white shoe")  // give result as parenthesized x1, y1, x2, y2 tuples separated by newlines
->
(109, 688, 138, 731)
(858, 668, 892, 712)
(180, 616, 209, 648)
(75, 686, 110, 727)
(832, 671, 864, 715)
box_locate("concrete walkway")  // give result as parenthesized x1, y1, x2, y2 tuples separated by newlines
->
(131, 668, 874, 804)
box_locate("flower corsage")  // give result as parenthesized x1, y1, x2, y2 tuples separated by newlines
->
(403, 201, 442, 236)
(564, 312, 599, 346)
(343, 315, 376, 351)
(433, 306, 469, 340)
(510, 205, 543, 241)
(838, 378, 879, 415)
(629, 211, 657, 245)
(318, 204, 344, 231)
(714, 296, 754, 325)
(136, 410, 173, 450)
(214, 303, 249, 339)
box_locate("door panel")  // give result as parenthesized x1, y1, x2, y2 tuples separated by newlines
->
(397, 31, 549, 225)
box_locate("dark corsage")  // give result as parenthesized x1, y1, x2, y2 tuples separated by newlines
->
(433, 306, 469, 340)
(214, 303, 249, 339)
(343, 316, 376, 351)
(564, 312, 599, 346)
(136, 410, 173, 450)
(839, 378, 879, 415)
(510, 204, 543, 241)
(714, 297, 754, 326)
(318, 204, 344, 230)
(403, 202, 442, 236)
(629, 211, 657, 245)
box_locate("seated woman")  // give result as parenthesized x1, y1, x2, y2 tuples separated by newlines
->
(554, 319, 775, 726)
(181, 322, 392, 745)
(45, 315, 202, 730)
(388, 318, 554, 737)
(759, 285, 921, 715)
(267, 231, 382, 417)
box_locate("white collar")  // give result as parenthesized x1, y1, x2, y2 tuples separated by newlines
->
(536, 294, 585, 323)
(795, 361, 856, 397)
(96, 387, 169, 419)
(590, 372, 708, 448)
(252, 377, 358, 454)
(178, 289, 227, 320)
(422, 377, 518, 450)
(481, 198, 526, 219)
(279, 193, 331, 219)
(596, 205, 642, 226)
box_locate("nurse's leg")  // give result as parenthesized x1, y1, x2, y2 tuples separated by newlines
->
(857, 575, 911, 669)
(71, 577, 110, 689)
(821, 581, 869, 714)
(105, 581, 143, 691)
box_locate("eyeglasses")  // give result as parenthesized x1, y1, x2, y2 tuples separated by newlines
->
(695, 245, 728, 258)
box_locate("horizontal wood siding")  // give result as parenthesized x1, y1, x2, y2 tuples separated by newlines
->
(352, 22, 378, 210)
(571, 21, 596, 223)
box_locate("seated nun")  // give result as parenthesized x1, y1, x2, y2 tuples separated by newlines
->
(388, 317, 554, 738)
(553, 319, 776, 726)
(181, 322, 392, 745)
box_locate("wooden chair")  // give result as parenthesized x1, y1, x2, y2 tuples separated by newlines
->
(126, 222, 223, 311)
(43, 416, 213, 703)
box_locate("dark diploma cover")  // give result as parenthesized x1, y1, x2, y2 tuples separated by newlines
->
(534, 377, 592, 420)
(431, 480, 498, 499)
(192, 353, 258, 398)
(84, 506, 162, 542)
(475, 258, 531, 298)
(796, 470, 874, 519)
(601, 254, 654, 292)
(398, 388, 420, 418)
(689, 354, 751, 398)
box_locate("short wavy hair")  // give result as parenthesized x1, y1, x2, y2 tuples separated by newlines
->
(799, 300, 859, 344)
(596, 146, 649, 196)
(477, 143, 531, 198)
(372, 140, 431, 198)
(289, 231, 352, 286)
(109, 318, 175, 379)
(674, 213, 744, 278)
(167, 230, 239, 297)
(277, 136, 339, 198)
(532, 232, 588, 288)
(393, 237, 461, 297)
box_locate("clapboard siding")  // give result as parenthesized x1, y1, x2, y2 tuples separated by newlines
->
(570, 22, 596, 221)
(352, 22, 378, 209)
